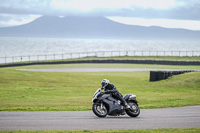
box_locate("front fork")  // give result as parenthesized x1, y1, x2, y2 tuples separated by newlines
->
(101, 102, 104, 109)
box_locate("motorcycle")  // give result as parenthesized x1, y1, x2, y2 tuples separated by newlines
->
(92, 88, 140, 117)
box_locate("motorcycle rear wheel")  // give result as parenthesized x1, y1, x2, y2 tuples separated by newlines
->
(125, 102, 140, 117)
(92, 103, 108, 117)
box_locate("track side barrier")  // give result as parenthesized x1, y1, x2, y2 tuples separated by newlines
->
(149, 70, 195, 82)
(0, 60, 200, 68)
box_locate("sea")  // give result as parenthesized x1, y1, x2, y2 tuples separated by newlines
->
(0, 37, 200, 63)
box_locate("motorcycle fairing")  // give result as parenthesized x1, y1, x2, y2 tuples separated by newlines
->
(123, 94, 138, 104)
(101, 95, 123, 115)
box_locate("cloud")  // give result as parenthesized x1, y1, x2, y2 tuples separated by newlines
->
(0, 0, 51, 15)
(0, 14, 41, 27)
(0, 0, 199, 19)
(0, 0, 200, 29)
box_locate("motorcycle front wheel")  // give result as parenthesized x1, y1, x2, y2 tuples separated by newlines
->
(125, 102, 140, 117)
(92, 103, 108, 117)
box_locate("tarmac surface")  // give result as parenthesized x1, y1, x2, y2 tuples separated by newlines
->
(0, 106, 200, 131)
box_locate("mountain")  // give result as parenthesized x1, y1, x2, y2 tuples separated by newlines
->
(0, 16, 199, 40)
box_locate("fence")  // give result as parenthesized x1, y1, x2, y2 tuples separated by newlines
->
(0, 50, 200, 64)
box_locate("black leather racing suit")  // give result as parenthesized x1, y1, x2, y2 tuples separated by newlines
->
(103, 83, 127, 106)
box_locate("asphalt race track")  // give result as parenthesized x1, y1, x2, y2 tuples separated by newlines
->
(0, 106, 200, 131)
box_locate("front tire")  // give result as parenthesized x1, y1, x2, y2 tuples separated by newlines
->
(92, 103, 108, 117)
(125, 102, 140, 117)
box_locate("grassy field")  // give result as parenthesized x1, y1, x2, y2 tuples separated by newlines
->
(8, 63, 200, 70)
(71, 56, 200, 61)
(0, 63, 200, 111)
(0, 128, 200, 133)
(0, 56, 200, 67)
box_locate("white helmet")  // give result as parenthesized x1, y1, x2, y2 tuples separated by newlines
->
(101, 79, 110, 88)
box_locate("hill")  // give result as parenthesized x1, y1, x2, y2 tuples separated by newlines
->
(0, 16, 199, 39)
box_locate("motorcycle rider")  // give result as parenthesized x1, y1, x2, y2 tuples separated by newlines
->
(101, 79, 130, 109)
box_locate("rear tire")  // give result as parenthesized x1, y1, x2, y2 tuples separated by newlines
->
(92, 103, 108, 117)
(125, 102, 140, 117)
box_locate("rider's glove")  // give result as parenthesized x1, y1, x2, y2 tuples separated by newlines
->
(101, 91, 105, 95)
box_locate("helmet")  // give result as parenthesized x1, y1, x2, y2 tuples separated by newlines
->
(101, 79, 110, 88)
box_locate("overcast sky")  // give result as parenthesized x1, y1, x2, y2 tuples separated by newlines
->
(0, 0, 200, 30)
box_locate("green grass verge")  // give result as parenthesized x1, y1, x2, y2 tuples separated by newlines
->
(73, 56, 200, 61)
(0, 63, 200, 111)
(1, 128, 200, 133)
(9, 63, 200, 70)
(0, 56, 199, 67)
